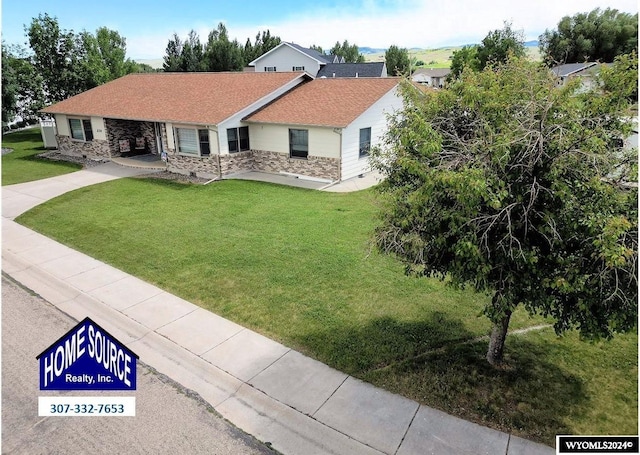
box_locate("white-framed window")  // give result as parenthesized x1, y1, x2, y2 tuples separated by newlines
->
(227, 127, 250, 153)
(175, 127, 211, 156)
(359, 127, 371, 157)
(264, 66, 277, 72)
(289, 129, 308, 159)
(292, 66, 305, 71)
(68, 118, 93, 141)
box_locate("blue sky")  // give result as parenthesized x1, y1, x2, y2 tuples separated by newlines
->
(2, 0, 638, 59)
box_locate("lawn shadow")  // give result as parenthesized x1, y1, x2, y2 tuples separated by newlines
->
(296, 313, 585, 446)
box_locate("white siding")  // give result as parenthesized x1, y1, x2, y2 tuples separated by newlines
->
(55, 114, 70, 136)
(165, 122, 175, 149)
(253, 45, 321, 76)
(91, 117, 106, 141)
(249, 124, 340, 158)
(217, 76, 308, 154)
(341, 87, 403, 180)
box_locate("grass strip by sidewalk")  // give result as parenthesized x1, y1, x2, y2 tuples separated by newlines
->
(16, 176, 638, 446)
(2, 128, 81, 185)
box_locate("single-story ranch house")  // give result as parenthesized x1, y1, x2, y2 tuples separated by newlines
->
(41, 72, 401, 182)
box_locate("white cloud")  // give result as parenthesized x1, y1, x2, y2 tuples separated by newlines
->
(126, 0, 638, 58)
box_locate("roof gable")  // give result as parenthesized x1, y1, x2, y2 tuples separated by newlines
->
(245, 77, 399, 128)
(250, 42, 333, 66)
(41, 72, 310, 125)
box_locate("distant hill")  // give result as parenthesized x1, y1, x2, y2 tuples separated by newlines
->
(363, 45, 541, 68)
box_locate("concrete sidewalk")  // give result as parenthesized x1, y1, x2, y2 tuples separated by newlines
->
(2, 164, 554, 455)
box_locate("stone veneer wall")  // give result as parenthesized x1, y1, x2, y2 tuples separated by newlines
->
(105, 119, 157, 156)
(219, 151, 255, 175)
(166, 154, 220, 179)
(56, 135, 110, 158)
(252, 150, 340, 181)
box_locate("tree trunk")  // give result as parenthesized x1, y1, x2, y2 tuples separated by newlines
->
(486, 310, 512, 366)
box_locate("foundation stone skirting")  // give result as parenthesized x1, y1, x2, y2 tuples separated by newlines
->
(251, 150, 340, 181)
(166, 152, 220, 179)
(56, 135, 110, 158)
(220, 151, 255, 175)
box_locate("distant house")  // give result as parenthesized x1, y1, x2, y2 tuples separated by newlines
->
(551, 62, 605, 90)
(250, 42, 344, 76)
(40, 72, 401, 182)
(411, 68, 451, 88)
(249, 42, 385, 79)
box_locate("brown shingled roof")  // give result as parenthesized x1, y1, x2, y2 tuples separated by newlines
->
(41, 72, 308, 125)
(245, 77, 399, 128)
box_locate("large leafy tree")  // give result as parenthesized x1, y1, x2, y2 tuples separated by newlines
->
(26, 14, 141, 105)
(26, 13, 86, 103)
(540, 8, 638, 65)
(448, 45, 480, 80)
(2, 43, 43, 123)
(476, 22, 526, 69)
(330, 40, 365, 63)
(385, 45, 411, 75)
(80, 27, 139, 86)
(372, 56, 638, 366)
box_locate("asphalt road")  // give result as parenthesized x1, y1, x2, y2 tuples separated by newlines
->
(1, 275, 276, 455)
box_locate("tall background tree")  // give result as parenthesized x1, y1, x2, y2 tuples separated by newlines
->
(242, 30, 281, 66)
(540, 8, 638, 65)
(372, 55, 638, 366)
(448, 22, 525, 80)
(385, 45, 411, 75)
(25, 13, 143, 110)
(163, 33, 183, 72)
(330, 40, 365, 63)
(203, 23, 243, 72)
(163, 25, 280, 72)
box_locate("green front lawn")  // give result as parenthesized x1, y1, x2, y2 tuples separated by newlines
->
(16, 177, 637, 446)
(2, 128, 81, 185)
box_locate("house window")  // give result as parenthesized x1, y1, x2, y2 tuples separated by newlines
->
(199, 129, 210, 156)
(264, 66, 277, 72)
(289, 129, 308, 159)
(176, 127, 211, 156)
(292, 66, 305, 71)
(227, 126, 250, 153)
(69, 118, 93, 141)
(359, 127, 371, 157)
